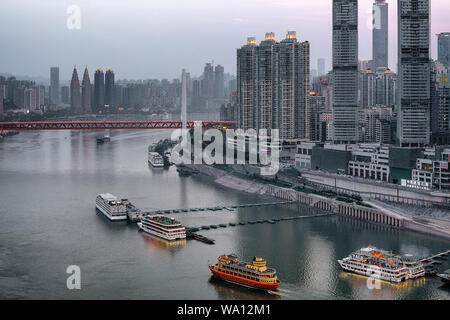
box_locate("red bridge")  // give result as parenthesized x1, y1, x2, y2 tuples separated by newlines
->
(0, 121, 237, 131)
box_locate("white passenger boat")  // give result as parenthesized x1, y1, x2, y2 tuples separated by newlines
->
(137, 215, 186, 241)
(95, 193, 128, 221)
(148, 151, 164, 167)
(338, 247, 425, 283)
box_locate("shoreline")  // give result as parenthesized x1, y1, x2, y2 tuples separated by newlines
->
(182, 164, 450, 241)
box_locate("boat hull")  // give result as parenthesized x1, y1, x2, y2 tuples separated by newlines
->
(437, 274, 450, 284)
(337, 260, 424, 284)
(138, 222, 186, 241)
(96, 205, 127, 221)
(148, 159, 164, 167)
(208, 265, 280, 290)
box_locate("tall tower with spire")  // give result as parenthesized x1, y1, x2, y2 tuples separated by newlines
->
(373, 0, 389, 70)
(82, 67, 91, 113)
(70, 66, 81, 113)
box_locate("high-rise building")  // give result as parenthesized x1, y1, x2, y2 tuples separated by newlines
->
(437, 33, 450, 70)
(318, 58, 325, 76)
(70, 66, 81, 113)
(39, 86, 45, 109)
(373, 0, 389, 69)
(214, 65, 224, 98)
(31, 86, 41, 111)
(202, 63, 214, 99)
(14, 87, 25, 109)
(50, 67, 59, 105)
(237, 32, 309, 139)
(256, 33, 276, 134)
(82, 67, 91, 113)
(378, 68, 397, 107)
(436, 71, 450, 136)
(332, 0, 359, 143)
(277, 32, 309, 139)
(361, 68, 376, 108)
(0, 88, 5, 116)
(237, 37, 257, 131)
(397, 0, 430, 147)
(105, 69, 115, 107)
(0, 87, 3, 115)
(61, 86, 70, 104)
(309, 92, 326, 141)
(0, 87, 4, 115)
(94, 69, 105, 112)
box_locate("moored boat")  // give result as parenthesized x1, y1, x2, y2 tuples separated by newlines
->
(96, 135, 110, 143)
(148, 151, 164, 167)
(137, 215, 186, 241)
(436, 269, 450, 284)
(338, 247, 425, 283)
(95, 193, 128, 221)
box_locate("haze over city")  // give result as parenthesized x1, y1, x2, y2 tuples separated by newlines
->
(0, 0, 449, 80)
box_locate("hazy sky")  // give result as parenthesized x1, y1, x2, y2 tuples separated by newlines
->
(0, 0, 448, 81)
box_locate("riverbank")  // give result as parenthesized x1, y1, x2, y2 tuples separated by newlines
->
(184, 164, 450, 240)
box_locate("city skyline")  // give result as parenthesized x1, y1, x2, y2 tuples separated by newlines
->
(0, 0, 449, 80)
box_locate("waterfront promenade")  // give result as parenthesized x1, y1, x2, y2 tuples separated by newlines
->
(185, 164, 450, 240)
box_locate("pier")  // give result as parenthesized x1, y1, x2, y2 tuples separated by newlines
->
(419, 250, 450, 264)
(187, 213, 334, 232)
(127, 200, 296, 222)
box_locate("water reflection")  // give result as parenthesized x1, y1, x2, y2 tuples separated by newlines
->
(207, 276, 281, 300)
(1, 130, 449, 299)
(140, 231, 186, 253)
(339, 272, 427, 299)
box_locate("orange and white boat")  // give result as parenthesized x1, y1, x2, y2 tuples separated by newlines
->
(208, 254, 280, 291)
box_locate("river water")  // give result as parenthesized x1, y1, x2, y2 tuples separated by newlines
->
(0, 129, 449, 300)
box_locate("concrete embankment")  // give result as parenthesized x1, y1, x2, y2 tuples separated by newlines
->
(185, 164, 450, 240)
(367, 200, 450, 240)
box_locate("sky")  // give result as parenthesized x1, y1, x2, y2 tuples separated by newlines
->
(0, 0, 448, 82)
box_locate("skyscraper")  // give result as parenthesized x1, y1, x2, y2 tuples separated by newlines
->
(435, 71, 449, 137)
(397, 0, 430, 147)
(181, 69, 187, 131)
(318, 58, 325, 76)
(0, 86, 4, 115)
(50, 67, 59, 105)
(202, 63, 214, 99)
(437, 33, 450, 70)
(332, 0, 359, 143)
(237, 37, 257, 131)
(276, 32, 309, 139)
(105, 69, 115, 107)
(70, 66, 81, 113)
(214, 65, 224, 98)
(373, 0, 389, 70)
(61, 86, 70, 104)
(361, 68, 376, 108)
(237, 32, 309, 139)
(32, 86, 41, 111)
(256, 32, 276, 133)
(82, 67, 91, 113)
(94, 69, 105, 112)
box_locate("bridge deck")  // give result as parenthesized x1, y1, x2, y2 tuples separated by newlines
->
(0, 121, 237, 131)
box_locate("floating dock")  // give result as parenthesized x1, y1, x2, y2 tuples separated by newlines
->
(126, 200, 296, 222)
(186, 213, 334, 231)
(419, 249, 450, 264)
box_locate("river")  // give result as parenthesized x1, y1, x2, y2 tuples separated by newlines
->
(0, 129, 449, 299)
